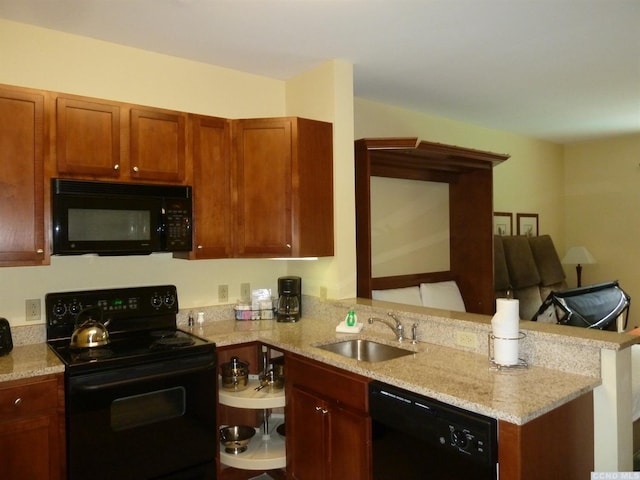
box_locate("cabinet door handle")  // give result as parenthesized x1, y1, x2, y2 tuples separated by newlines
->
(132, 166, 139, 173)
(113, 164, 120, 171)
(14, 397, 22, 406)
(286, 244, 291, 249)
(36, 249, 44, 254)
(197, 245, 203, 250)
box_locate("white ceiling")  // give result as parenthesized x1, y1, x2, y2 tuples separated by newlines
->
(1, 0, 638, 144)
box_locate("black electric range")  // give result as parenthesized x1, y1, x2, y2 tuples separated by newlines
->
(46, 285, 218, 480)
(46, 284, 214, 373)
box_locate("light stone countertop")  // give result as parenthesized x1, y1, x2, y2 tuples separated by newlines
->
(4, 293, 630, 426)
(0, 343, 64, 383)
(191, 316, 601, 425)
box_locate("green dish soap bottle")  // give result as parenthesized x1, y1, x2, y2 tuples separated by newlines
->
(346, 309, 357, 327)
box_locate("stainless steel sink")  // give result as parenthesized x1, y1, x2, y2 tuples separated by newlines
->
(316, 339, 413, 362)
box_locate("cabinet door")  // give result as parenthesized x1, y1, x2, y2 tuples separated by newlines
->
(0, 375, 64, 480)
(0, 415, 57, 479)
(234, 118, 292, 257)
(327, 404, 371, 480)
(55, 96, 121, 178)
(288, 386, 327, 480)
(130, 107, 186, 183)
(0, 86, 46, 266)
(190, 115, 232, 258)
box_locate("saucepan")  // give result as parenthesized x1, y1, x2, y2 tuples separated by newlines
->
(221, 357, 250, 391)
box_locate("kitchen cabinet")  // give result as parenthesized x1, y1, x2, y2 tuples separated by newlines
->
(0, 374, 65, 480)
(0, 85, 47, 266)
(498, 392, 593, 479)
(55, 93, 186, 183)
(285, 352, 371, 480)
(55, 96, 121, 178)
(129, 106, 186, 183)
(179, 114, 232, 259)
(233, 117, 334, 258)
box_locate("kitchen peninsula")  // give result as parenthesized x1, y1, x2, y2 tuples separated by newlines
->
(1, 296, 635, 479)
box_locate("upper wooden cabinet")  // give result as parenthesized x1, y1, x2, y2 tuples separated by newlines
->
(180, 114, 233, 259)
(0, 85, 47, 266)
(233, 117, 334, 258)
(129, 107, 186, 183)
(56, 96, 121, 178)
(55, 95, 186, 183)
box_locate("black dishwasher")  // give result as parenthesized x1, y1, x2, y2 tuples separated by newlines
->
(369, 381, 497, 480)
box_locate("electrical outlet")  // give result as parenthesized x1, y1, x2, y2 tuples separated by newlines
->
(455, 331, 478, 349)
(218, 284, 229, 303)
(240, 283, 251, 302)
(25, 299, 41, 322)
(320, 286, 327, 300)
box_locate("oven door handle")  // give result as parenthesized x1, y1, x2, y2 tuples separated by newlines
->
(70, 356, 216, 393)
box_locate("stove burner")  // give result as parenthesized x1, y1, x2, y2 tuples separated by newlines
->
(71, 348, 114, 361)
(151, 336, 196, 349)
(150, 330, 180, 339)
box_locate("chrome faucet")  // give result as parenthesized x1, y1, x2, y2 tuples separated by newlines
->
(368, 312, 405, 341)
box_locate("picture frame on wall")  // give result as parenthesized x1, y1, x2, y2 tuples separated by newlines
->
(517, 213, 539, 236)
(493, 212, 512, 236)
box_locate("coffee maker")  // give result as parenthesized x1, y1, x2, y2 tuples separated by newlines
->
(277, 276, 301, 322)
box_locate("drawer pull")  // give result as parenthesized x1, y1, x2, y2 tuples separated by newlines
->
(14, 397, 22, 407)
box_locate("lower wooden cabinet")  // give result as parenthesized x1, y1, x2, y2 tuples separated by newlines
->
(498, 392, 594, 479)
(285, 352, 371, 480)
(0, 374, 65, 480)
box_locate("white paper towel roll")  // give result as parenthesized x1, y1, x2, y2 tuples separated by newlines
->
(492, 298, 520, 365)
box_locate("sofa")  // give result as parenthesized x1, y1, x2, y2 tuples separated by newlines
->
(494, 234, 567, 320)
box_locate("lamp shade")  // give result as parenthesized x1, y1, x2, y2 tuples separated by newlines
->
(562, 246, 597, 265)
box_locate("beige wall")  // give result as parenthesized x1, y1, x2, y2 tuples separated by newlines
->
(0, 19, 355, 326)
(564, 133, 640, 327)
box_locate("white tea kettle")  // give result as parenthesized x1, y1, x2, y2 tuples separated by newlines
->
(70, 306, 111, 349)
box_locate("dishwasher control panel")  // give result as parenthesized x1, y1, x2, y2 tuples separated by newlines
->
(369, 380, 497, 466)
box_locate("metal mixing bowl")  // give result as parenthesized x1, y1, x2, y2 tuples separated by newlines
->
(219, 425, 256, 454)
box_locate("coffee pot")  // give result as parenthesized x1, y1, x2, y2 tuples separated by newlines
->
(277, 276, 301, 322)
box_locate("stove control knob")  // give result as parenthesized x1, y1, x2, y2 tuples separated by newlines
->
(164, 293, 176, 307)
(52, 303, 67, 318)
(69, 302, 83, 317)
(151, 294, 163, 308)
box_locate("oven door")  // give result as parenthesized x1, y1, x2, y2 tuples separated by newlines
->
(66, 351, 217, 480)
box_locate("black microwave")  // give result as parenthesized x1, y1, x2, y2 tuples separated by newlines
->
(51, 179, 192, 255)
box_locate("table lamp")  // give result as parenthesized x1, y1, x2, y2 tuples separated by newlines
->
(562, 246, 597, 287)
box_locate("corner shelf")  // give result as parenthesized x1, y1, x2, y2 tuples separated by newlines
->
(219, 375, 286, 471)
(219, 376, 286, 409)
(220, 414, 286, 470)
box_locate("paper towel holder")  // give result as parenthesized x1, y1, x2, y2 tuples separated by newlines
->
(488, 332, 528, 370)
